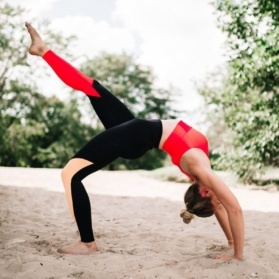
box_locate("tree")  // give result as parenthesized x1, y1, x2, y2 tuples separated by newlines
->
(0, 0, 96, 168)
(1, 91, 97, 167)
(0, 1, 180, 170)
(80, 52, 180, 170)
(198, 0, 279, 182)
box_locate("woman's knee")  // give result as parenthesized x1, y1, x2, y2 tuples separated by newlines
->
(61, 162, 73, 184)
(61, 158, 94, 183)
(61, 164, 69, 180)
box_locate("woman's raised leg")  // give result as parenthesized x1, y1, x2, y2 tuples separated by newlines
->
(25, 22, 100, 97)
(25, 22, 135, 129)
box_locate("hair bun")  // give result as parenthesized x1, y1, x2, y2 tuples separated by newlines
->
(180, 209, 194, 224)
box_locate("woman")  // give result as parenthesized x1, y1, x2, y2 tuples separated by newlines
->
(25, 22, 244, 260)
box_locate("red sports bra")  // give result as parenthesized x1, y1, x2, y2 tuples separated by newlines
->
(162, 121, 209, 180)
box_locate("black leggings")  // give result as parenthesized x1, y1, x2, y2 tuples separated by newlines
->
(72, 82, 162, 242)
(43, 50, 162, 242)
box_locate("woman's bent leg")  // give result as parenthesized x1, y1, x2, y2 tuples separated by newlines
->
(61, 158, 93, 220)
(59, 128, 124, 254)
(60, 158, 98, 254)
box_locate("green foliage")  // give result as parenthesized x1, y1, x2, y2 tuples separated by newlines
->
(81, 52, 178, 119)
(0, 0, 94, 168)
(80, 52, 179, 170)
(0, 0, 179, 170)
(1, 90, 97, 168)
(199, 0, 279, 182)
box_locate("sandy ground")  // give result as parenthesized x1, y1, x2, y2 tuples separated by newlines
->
(0, 166, 279, 279)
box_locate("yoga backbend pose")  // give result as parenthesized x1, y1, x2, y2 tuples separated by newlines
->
(25, 22, 244, 260)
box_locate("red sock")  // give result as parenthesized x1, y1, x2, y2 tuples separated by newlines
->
(43, 50, 100, 97)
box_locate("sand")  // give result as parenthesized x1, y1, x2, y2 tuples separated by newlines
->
(0, 166, 279, 279)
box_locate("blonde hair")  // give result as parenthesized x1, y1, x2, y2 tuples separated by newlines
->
(180, 182, 214, 224)
(180, 209, 194, 224)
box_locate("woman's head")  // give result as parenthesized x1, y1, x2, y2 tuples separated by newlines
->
(180, 182, 215, 224)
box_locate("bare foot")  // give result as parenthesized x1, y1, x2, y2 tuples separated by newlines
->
(25, 22, 49, 56)
(57, 241, 99, 255)
(207, 244, 230, 251)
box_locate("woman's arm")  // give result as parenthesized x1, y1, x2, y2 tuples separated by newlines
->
(214, 204, 234, 247)
(191, 166, 244, 259)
